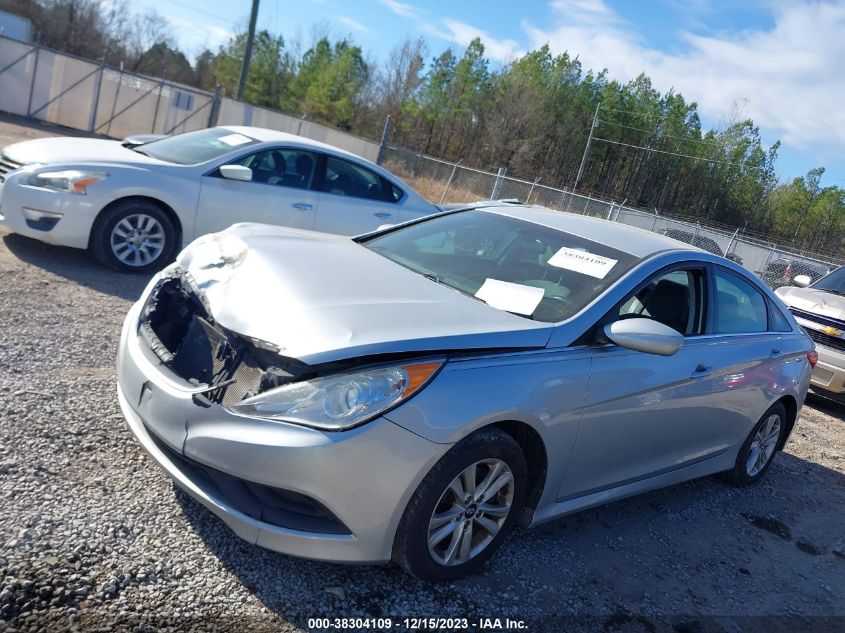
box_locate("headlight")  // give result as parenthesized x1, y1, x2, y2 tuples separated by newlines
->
(28, 170, 107, 194)
(226, 360, 444, 430)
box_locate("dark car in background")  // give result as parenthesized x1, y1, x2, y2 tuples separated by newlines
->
(758, 257, 831, 288)
(660, 229, 743, 265)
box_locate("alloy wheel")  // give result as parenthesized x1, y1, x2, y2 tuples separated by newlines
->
(110, 213, 166, 267)
(427, 458, 514, 566)
(746, 414, 781, 477)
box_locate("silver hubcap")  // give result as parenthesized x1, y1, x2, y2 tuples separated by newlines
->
(427, 458, 514, 567)
(110, 213, 165, 266)
(746, 414, 781, 476)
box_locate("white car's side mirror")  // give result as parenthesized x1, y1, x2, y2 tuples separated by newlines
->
(604, 318, 684, 356)
(793, 274, 811, 288)
(220, 165, 253, 182)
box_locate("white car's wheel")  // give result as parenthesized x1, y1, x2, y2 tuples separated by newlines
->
(91, 200, 178, 273)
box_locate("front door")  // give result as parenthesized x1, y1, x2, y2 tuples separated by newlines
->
(196, 147, 319, 236)
(558, 266, 722, 499)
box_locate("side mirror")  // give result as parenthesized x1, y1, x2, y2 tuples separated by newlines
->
(793, 274, 811, 288)
(604, 318, 684, 356)
(219, 165, 253, 182)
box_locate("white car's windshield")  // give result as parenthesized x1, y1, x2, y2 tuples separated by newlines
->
(135, 128, 259, 165)
(811, 266, 845, 295)
(363, 210, 640, 322)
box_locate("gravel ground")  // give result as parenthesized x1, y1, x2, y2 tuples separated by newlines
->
(0, 117, 843, 632)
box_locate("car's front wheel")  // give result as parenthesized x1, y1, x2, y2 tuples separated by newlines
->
(393, 427, 526, 581)
(91, 199, 178, 273)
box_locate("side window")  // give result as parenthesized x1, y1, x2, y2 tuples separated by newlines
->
(714, 269, 768, 334)
(387, 180, 404, 202)
(233, 148, 317, 189)
(324, 156, 387, 201)
(768, 298, 792, 332)
(618, 269, 704, 336)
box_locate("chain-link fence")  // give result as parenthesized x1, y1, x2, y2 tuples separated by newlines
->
(0, 34, 380, 162)
(383, 145, 841, 288)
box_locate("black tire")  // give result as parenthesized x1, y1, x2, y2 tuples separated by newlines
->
(393, 427, 527, 582)
(90, 199, 179, 273)
(722, 401, 787, 486)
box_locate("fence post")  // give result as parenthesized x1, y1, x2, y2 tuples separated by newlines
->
(651, 214, 658, 231)
(526, 177, 540, 204)
(88, 58, 105, 132)
(26, 41, 41, 117)
(439, 159, 461, 205)
(491, 167, 506, 199)
(726, 227, 740, 257)
(606, 202, 615, 220)
(151, 76, 166, 133)
(207, 84, 222, 128)
(582, 194, 591, 215)
(376, 114, 392, 165)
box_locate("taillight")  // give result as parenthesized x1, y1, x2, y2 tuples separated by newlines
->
(807, 350, 818, 368)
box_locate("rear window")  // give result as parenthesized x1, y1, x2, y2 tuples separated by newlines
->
(362, 210, 641, 322)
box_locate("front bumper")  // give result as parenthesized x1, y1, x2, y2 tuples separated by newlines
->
(117, 301, 449, 563)
(0, 176, 101, 249)
(809, 343, 845, 394)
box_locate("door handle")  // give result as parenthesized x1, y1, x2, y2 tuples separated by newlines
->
(771, 348, 782, 357)
(693, 363, 712, 375)
(292, 202, 313, 210)
(373, 212, 392, 218)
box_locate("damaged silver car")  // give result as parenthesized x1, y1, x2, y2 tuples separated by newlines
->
(117, 204, 814, 581)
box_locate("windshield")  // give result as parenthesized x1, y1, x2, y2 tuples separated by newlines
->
(362, 210, 640, 322)
(812, 266, 845, 294)
(136, 128, 259, 165)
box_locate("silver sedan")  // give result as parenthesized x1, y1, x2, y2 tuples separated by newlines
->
(0, 126, 435, 272)
(116, 203, 814, 581)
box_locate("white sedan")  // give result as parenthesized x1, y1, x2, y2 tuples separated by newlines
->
(0, 126, 437, 272)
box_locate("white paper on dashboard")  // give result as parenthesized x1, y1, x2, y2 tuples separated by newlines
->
(219, 133, 252, 146)
(547, 247, 617, 279)
(475, 278, 545, 316)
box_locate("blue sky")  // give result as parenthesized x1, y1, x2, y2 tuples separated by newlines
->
(137, 0, 845, 187)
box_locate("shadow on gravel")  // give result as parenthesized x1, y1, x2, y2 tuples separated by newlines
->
(3, 232, 151, 302)
(171, 449, 845, 630)
(805, 393, 845, 423)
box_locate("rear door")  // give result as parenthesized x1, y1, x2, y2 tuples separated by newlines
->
(311, 154, 402, 234)
(559, 265, 724, 499)
(705, 266, 800, 446)
(196, 147, 319, 234)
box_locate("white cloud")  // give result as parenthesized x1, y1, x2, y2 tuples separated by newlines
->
(522, 0, 845, 150)
(166, 16, 233, 51)
(337, 16, 371, 33)
(427, 18, 525, 62)
(378, 0, 422, 18)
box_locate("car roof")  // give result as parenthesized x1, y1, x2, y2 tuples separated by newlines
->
(474, 203, 704, 259)
(219, 125, 361, 160)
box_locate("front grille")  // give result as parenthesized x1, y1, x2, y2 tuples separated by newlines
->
(789, 307, 845, 330)
(789, 308, 845, 352)
(140, 271, 301, 407)
(0, 154, 23, 183)
(806, 329, 845, 352)
(148, 429, 351, 535)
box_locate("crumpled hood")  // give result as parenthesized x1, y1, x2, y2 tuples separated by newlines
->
(175, 223, 553, 364)
(3, 137, 169, 166)
(775, 285, 845, 322)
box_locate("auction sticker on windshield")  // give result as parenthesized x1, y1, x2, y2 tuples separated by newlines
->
(218, 133, 253, 146)
(475, 278, 545, 316)
(548, 247, 617, 279)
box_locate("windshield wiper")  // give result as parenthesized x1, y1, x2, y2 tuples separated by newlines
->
(816, 287, 845, 297)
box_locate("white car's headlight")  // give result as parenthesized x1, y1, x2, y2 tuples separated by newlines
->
(226, 360, 444, 430)
(28, 170, 107, 194)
